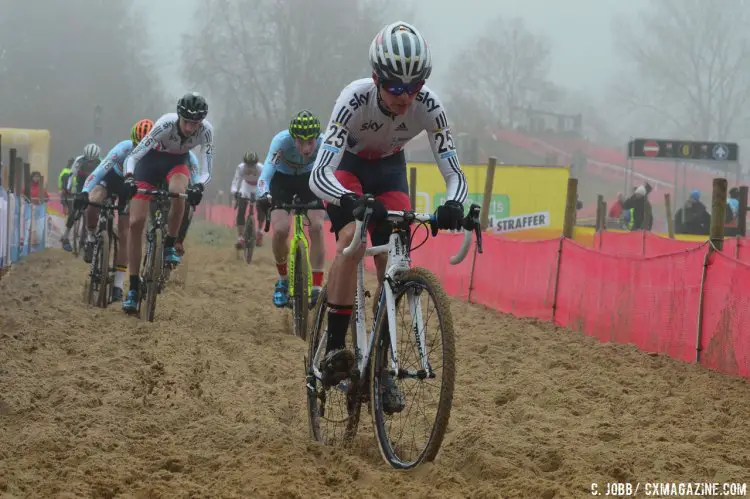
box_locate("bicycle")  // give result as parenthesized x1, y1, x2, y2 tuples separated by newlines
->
(134, 188, 188, 322)
(236, 193, 258, 264)
(263, 194, 325, 340)
(70, 206, 87, 258)
(79, 194, 119, 308)
(305, 197, 482, 469)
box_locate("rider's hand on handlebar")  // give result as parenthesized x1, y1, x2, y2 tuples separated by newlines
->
(187, 183, 204, 206)
(432, 200, 464, 236)
(73, 192, 89, 211)
(124, 175, 138, 199)
(341, 193, 387, 223)
(257, 193, 272, 212)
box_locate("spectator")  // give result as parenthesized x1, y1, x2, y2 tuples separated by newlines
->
(621, 183, 653, 230)
(608, 192, 624, 219)
(674, 189, 710, 235)
(726, 187, 740, 224)
(28, 171, 48, 204)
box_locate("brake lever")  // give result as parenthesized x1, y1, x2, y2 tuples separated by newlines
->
(465, 204, 483, 254)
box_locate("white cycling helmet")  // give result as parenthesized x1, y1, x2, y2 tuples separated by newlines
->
(369, 21, 432, 84)
(83, 143, 100, 160)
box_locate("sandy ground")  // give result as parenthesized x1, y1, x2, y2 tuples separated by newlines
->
(2, 222, 750, 498)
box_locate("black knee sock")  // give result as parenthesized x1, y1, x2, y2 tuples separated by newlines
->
(326, 303, 352, 353)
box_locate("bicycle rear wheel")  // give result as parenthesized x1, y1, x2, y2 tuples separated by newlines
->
(243, 213, 256, 264)
(291, 243, 309, 340)
(306, 285, 362, 446)
(141, 229, 163, 322)
(96, 230, 112, 308)
(370, 267, 456, 469)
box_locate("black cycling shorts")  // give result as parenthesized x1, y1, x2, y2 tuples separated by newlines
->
(269, 171, 319, 211)
(133, 149, 191, 200)
(90, 169, 130, 215)
(326, 150, 410, 245)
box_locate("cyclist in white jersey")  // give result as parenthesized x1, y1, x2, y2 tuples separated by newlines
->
(121, 92, 213, 314)
(231, 151, 265, 248)
(309, 21, 468, 414)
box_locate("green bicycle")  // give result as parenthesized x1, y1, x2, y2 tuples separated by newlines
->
(263, 194, 324, 340)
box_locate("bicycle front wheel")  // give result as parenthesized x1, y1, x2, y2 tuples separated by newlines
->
(141, 229, 163, 322)
(84, 233, 101, 306)
(291, 242, 309, 341)
(72, 215, 82, 257)
(370, 267, 456, 469)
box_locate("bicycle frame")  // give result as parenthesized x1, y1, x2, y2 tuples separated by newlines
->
(310, 206, 480, 385)
(263, 196, 323, 302)
(288, 210, 313, 300)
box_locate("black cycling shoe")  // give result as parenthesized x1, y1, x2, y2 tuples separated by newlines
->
(320, 349, 355, 388)
(83, 241, 95, 264)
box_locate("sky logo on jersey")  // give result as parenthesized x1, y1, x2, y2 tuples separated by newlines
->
(360, 120, 383, 132)
(349, 92, 370, 110)
(415, 91, 440, 113)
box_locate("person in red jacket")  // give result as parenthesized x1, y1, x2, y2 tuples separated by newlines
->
(608, 192, 624, 219)
(29, 171, 48, 204)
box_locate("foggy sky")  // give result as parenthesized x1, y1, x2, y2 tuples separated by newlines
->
(137, 0, 647, 101)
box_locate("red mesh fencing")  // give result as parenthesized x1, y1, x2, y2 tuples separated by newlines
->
(468, 237, 560, 321)
(553, 240, 706, 363)
(644, 232, 704, 256)
(410, 231, 474, 300)
(199, 207, 750, 382)
(698, 251, 750, 379)
(594, 231, 645, 256)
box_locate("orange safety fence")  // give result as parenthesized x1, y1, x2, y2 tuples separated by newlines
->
(318, 222, 750, 382)
(46, 196, 750, 381)
(699, 251, 750, 379)
(553, 240, 706, 364)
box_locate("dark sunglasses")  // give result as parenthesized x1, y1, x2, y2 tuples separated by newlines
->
(381, 80, 424, 96)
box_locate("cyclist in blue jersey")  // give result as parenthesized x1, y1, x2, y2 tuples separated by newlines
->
(74, 119, 154, 300)
(257, 110, 326, 308)
(61, 143, 101, 251)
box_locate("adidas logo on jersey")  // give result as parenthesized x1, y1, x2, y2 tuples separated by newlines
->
(395, 123, 408, 131)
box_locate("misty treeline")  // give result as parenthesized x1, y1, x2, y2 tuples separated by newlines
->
(449, 0, 750, 150)
(181, 0, 411, 191)
(2, 0, 750, 191)
(0, 0, 166, 177)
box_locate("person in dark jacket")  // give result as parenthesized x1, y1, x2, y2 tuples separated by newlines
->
(621, 183, 653, 230)
(674, 189, 710, 235)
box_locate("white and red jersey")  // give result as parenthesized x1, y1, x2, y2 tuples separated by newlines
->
(124, 112, 214, 185)
(231, 161, 262, 198)
(309, 77, 468, 205)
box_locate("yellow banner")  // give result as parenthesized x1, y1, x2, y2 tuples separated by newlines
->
(410, 162, 570, 239)
(0, 128, 51, 180)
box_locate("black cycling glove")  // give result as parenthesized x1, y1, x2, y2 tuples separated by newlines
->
(340, 193, 387, 223)
(433, 200, 464, 236)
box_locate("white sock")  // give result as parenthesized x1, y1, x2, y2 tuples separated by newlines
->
(114, 271, 126, 289)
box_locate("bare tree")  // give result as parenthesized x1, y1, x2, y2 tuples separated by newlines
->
(445, 16, 552, 134)
(183, 0, 410, 190)
(611, 0, 750, 141)
(0, 0, 165, 177)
